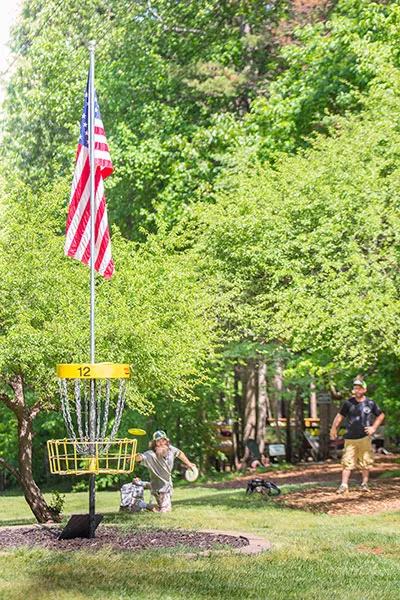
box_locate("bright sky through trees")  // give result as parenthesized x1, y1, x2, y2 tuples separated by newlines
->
(0, 0, 21, 106)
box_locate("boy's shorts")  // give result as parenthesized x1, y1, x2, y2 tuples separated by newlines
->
(341, 436, 374, 470)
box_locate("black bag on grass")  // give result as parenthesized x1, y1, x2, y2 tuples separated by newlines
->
(246, 479, 281, 496)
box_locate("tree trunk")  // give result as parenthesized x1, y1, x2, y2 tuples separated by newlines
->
(310, 376, 317, 419)
(2, 375, 55, 523)
(0, 457, 22, 485)
(267, 360, 283, 443)
(285, 394, 293, 463)
(17, 416, 55, 522)
(318, 402, 331, 461)
(240, 359, 258, 468)
(233, 363, 243, 466)
(274, 360, 284, 419)
(294, 387, 305, 462)
(256, 362, 268, 455)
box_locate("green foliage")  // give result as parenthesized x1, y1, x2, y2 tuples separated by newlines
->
(4, 0, 400, 242)
(0, 174, 216, 485)
(3, 0, 400, 478)
(200, 83, 400, 355)
(71, 479, 89, 493)
(71, 475, 119, 492)
(247, 0, 400, 160)
(0, 176, 215, 403)
(48, 490, 66, 516)
(0, 404, 18, 475)
(174, 74, 400, 429)
(1, 0, 290, 238)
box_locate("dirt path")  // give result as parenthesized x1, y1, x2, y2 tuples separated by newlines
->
(207, 455, 400, 515)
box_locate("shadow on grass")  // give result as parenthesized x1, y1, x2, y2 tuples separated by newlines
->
(0, 517, 38, 527)
(6, 545, 399, 600)
(171, 490, 286, 512)
(0, 550, 293, 600)
(0, 554, 266, 600)
(99, 493, 288, 526)
(103, 511, 153, 525)
(0, 487, 301, 530)
(0, 490, 28, 497)
(103, 489, 299, 522)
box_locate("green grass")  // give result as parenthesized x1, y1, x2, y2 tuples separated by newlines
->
(378, 469, 400, 479)
(1, 485, 400, 600)
(173, 461, 292, 487)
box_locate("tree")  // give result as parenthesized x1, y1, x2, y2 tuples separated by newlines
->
(5, 0, 400, 243)
(246, 0, 400, 160)
(2, 0, 326, 239)
(175, 73, 400, 440)
(0, 176, 215, 520)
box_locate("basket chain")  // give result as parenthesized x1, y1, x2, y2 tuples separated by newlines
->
(59, 379, 87, 454)
(96, 380, 102, 439)
(100, 380, 111, 441)
(83, 383, 89, 439)
(58, 377, 127, 455)
(99, 379, 126, 454)
(59, 378, 75, 440)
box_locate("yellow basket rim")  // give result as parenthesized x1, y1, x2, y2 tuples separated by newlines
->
(47, 438, 137, 475)
(56, 363, 130, 379)
(47, 438, 136, 443)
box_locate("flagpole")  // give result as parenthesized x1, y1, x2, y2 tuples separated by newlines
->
(88, 39, 96, 539)
(89, 40, 96, 367)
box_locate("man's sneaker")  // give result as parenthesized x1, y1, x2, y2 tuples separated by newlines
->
(336, 483, 349, 494)
(360, 483, 369, 493)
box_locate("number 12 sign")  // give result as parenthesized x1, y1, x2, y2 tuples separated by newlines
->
(56, 363, 130, 379)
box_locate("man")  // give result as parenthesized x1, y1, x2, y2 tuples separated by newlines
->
(135, 430, 196, 512)
(330, 377, 385, 493)
(119, 477, 159, 512)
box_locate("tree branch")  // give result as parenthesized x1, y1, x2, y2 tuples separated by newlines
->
(0, 392, 16, 411)
(329, 383, 343, 400)
(147, 5, 203, 34)
(0, 457, 22, 484)
(30, 400, 60, 420)
(168, 25, 204, 34)
(4, 373, 25, 410)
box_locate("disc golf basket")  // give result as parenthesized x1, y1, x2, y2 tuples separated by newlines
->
(47, 363, 136, 476)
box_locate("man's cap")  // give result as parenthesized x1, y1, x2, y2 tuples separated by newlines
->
(153, 430, 167, 440)
(353, 378, 367, 388)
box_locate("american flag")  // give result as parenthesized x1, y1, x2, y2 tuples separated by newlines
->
(64, 79, 114, 279)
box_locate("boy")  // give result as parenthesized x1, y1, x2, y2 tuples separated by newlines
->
(119, 477, 158, 512)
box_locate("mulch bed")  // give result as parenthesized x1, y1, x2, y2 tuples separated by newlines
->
(272, 479, 400, 515)
(0, 526, 249, 553)
(203, 455, 400, 515)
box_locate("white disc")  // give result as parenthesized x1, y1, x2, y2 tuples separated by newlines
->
(185, 465, 199, 482)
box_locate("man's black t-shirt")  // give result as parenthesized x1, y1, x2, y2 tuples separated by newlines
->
(339, 397, 382, 439)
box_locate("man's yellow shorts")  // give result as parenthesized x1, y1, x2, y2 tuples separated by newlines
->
(341, 436, 374, 470)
